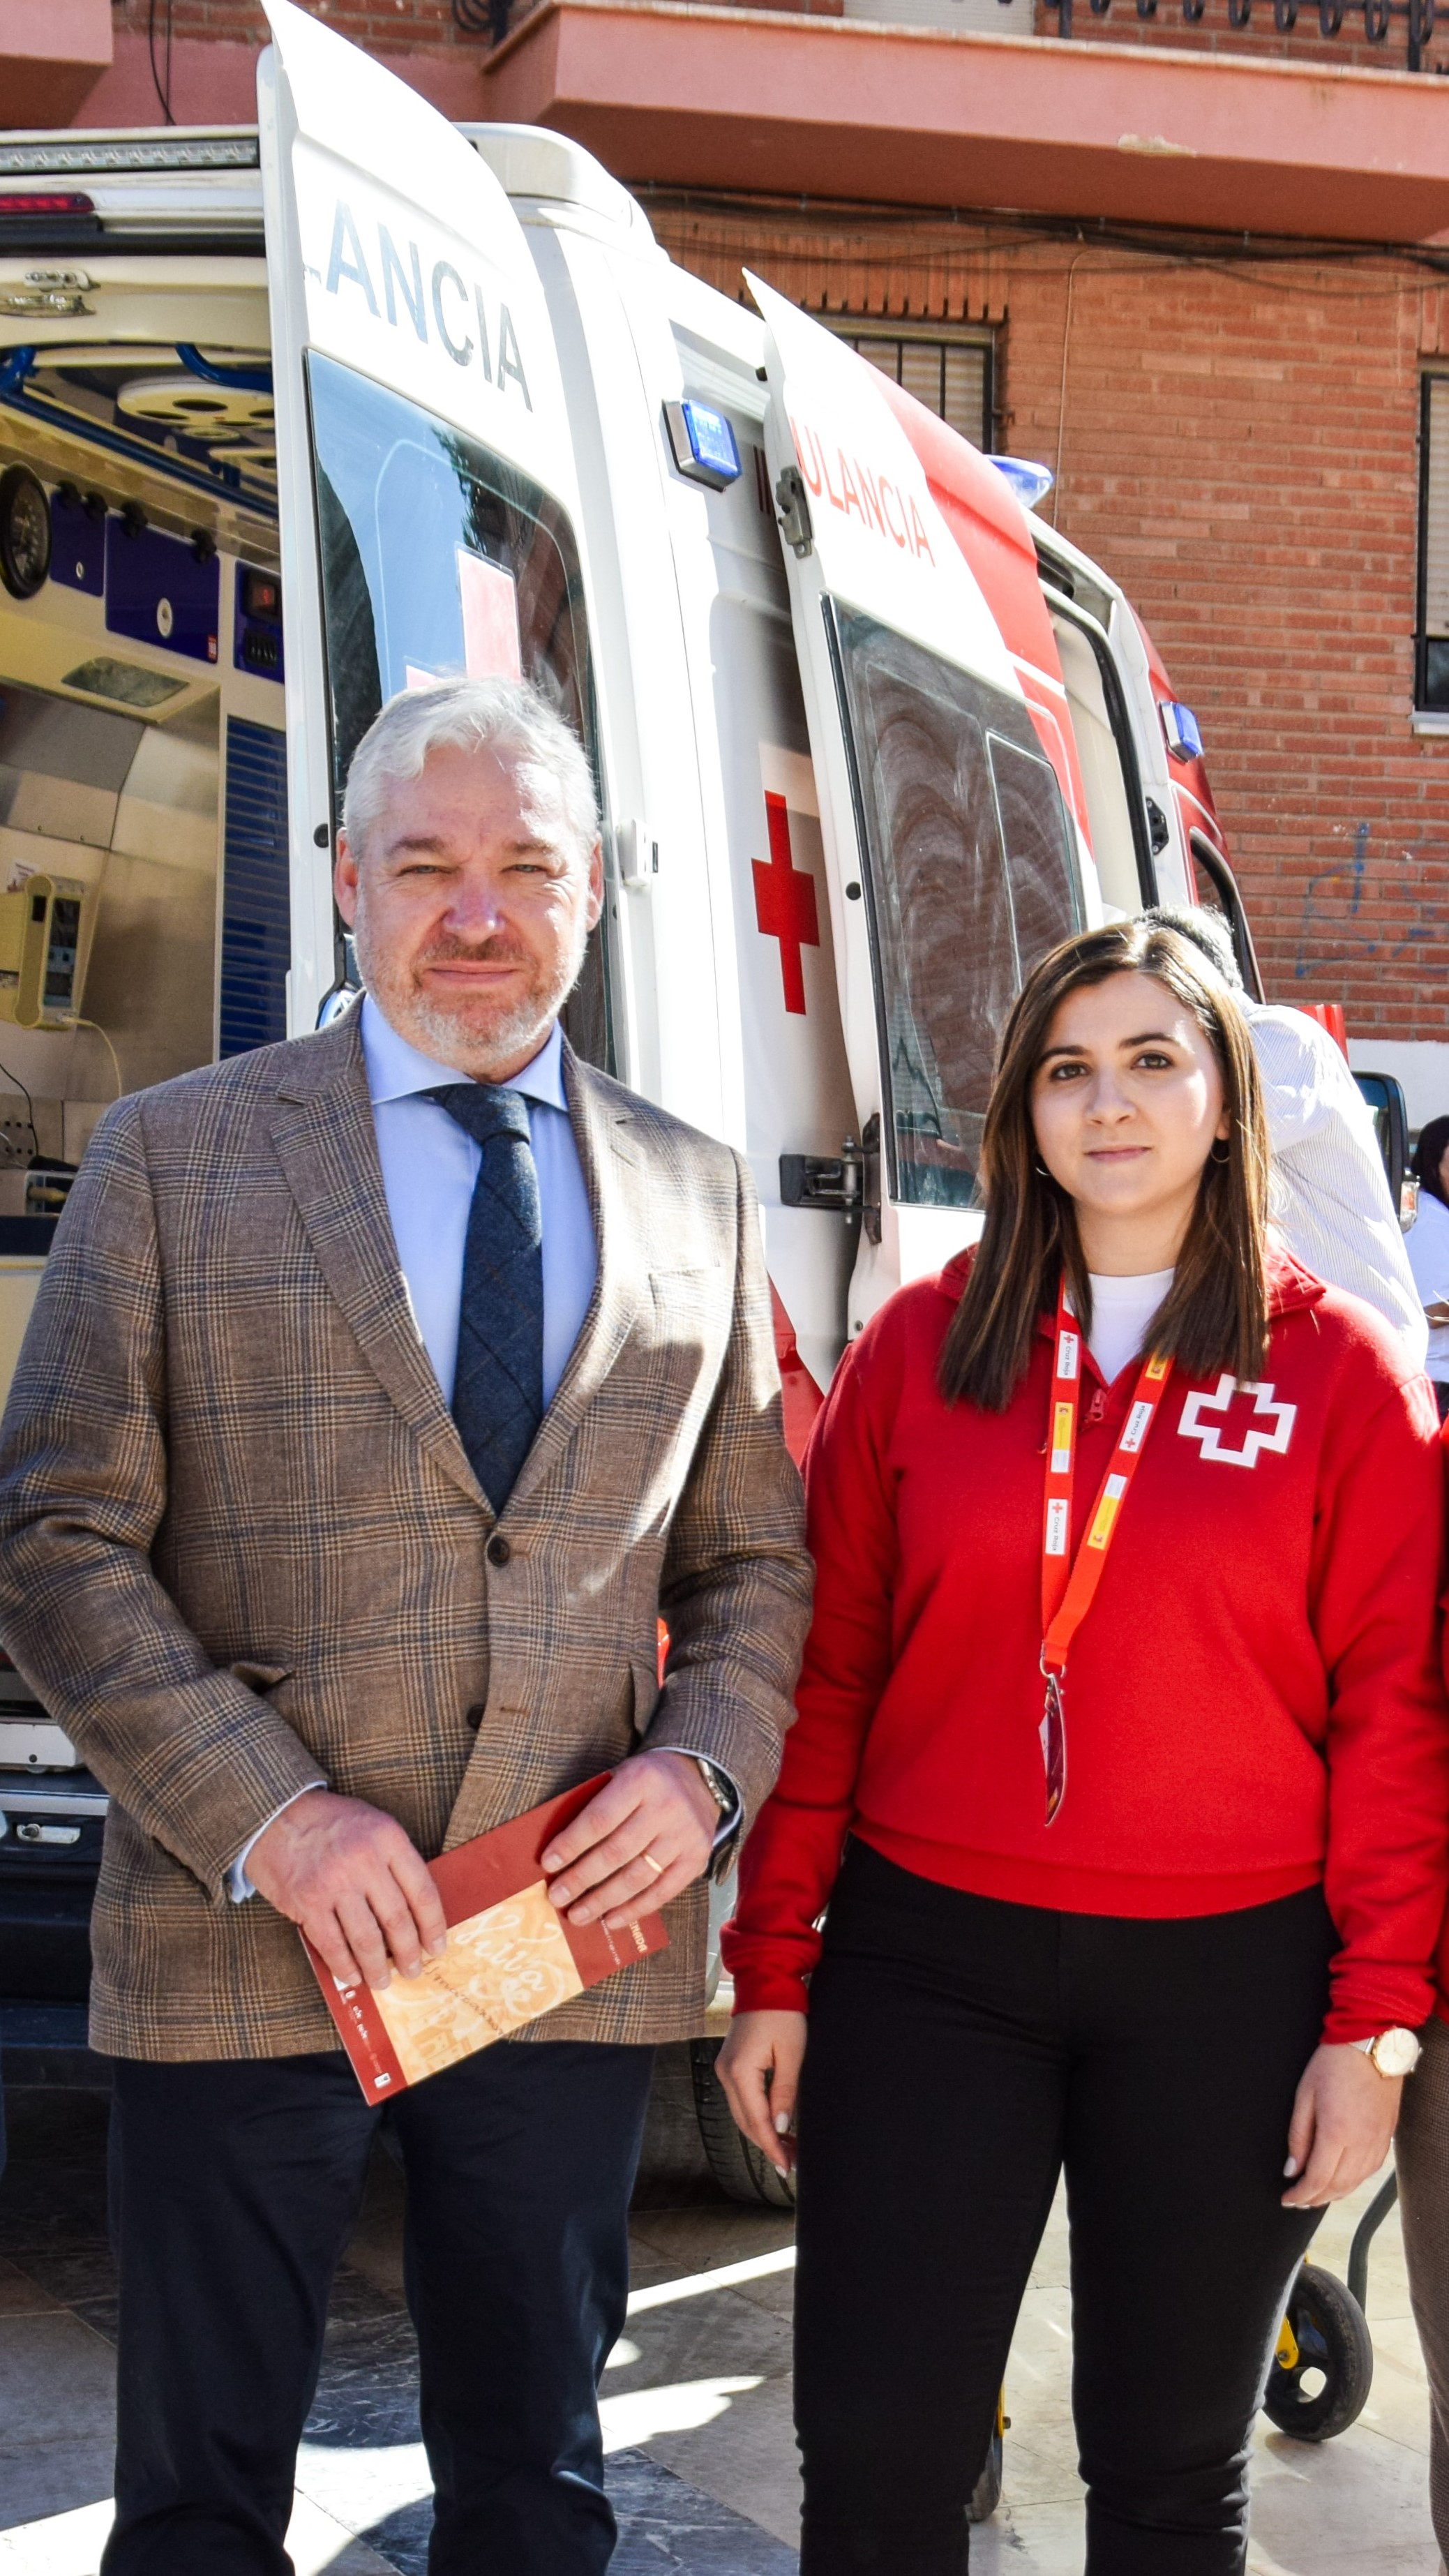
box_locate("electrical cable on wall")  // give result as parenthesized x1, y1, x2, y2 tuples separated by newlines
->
(76, 1020, 123, 1104)
(148, 0, 177, 126)
(643, 186, 1449, 285)
(0, 1058, 38, 1166)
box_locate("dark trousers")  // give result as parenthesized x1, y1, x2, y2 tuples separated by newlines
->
(101, 2039, 656, 2576)
(793, 1841, 1335, 2576)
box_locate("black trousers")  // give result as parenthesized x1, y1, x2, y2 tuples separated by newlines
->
(793, 1841, 1336, 2576)
(101, 2039, 656, 2576)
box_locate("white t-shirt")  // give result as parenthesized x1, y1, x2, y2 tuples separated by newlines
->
(1242, 1001, 1426, 1370)
(1406, 1190, 1449, 1379)
(1086, 1268, 1175, 1385)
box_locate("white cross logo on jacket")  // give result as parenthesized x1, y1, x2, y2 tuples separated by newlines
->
(1178, 1375, 1298, 1469)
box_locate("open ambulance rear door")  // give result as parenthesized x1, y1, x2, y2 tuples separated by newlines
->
(257, 0, 599, 1038)
(751, 278, 1086, 1332)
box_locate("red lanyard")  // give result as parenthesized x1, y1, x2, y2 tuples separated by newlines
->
(1038, 1278, 1173, 1824)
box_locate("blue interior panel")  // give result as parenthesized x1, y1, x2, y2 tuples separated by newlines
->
(49, 491, 105, 596)
(220, 717, 290, 1057)
(105, 521, 220, 664)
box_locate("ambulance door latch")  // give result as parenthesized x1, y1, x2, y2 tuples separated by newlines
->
(780, 1120, 879, 1241)
(775, 467, 813, 558)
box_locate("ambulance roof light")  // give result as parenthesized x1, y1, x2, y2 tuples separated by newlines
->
(1161, 700, 1205, 762)
(663, 399, 742, 492)
(987, 456, 1055, 513)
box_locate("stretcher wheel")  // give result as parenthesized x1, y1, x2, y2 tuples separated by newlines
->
(967, 2427, 1005, 2523)
(689, 2038, 797, 2209)
(1261, 2263, 1374, 2442)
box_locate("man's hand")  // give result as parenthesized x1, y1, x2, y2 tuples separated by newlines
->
(247, 1788, 448, 1992)
(541, 1751, 717, 1931)
(717, 2010, 808, 2180)
(1281, 2042, 1403, 2209)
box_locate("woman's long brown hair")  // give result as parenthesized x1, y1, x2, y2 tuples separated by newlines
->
(938, 922, 1271, 1412)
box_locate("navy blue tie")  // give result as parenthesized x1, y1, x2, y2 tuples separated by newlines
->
(427, 1084, 543, 1513)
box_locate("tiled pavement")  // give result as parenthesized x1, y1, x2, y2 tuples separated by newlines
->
(0, 2055, 1441, 2574)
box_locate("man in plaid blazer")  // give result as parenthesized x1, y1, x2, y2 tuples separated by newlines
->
(0, 676, 811, 2576)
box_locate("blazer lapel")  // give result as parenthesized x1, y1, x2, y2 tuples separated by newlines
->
(504, 1049, 651, 1512)
(268, 1011, 485, 1513)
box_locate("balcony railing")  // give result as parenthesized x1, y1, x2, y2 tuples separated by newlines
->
(1043, 0, 1439, 70)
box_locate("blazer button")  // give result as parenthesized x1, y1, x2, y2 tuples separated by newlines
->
(487, 1534, 511, 1567)
(465, 1702, 486, 1731)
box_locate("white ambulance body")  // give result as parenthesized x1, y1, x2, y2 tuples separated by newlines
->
(0, 3, 1240, 2103)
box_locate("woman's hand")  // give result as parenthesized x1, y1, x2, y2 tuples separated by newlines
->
(1281, 2043, 1402, 2209)
(717, 2009, 809, 2178)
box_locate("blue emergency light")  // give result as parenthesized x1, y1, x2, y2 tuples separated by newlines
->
(663, 399, 742, 491)
(986, 455, 1055, 513)
(1160, 699, 1204, 761)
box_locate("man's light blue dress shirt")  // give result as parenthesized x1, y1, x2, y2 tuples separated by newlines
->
(361, 995, 596, 1411)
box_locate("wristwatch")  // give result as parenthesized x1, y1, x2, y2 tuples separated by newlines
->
(693, 1757, 735, 1817)
(1353, 2028, 1422, 2077)
(691, 1757, 741, 1882)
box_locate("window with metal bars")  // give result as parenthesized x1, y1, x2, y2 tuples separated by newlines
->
(1416, 374, 1449, 710)
(832, 329, 995, 452)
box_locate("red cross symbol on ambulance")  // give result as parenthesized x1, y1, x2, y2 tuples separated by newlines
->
(1177, 1375, 1297, 1469)
(752, 791, 820, 1016)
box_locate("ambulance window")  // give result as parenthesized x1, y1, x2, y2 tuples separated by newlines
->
(306, 353, 610, 1069)
(1048, 610, 1146, 915)
(829, 606, 1081, 1208)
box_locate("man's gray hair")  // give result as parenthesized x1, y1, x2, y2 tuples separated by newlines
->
(1139, 904, 1243, 993)
(342, 676, 599, 865)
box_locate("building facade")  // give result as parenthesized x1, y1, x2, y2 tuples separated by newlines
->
(647, 195, 1449, 1083)
(10, 0, 1449, 1093)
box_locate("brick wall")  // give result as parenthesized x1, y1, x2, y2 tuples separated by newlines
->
(650, 200, 1449, 1040)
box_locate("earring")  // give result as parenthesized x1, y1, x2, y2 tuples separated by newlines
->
(1210, 1138, 1232, 1165)
(1035, 1160, 1052, 1178)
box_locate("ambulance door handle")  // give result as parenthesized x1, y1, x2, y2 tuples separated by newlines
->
(775, 466, 813, 560)
(612, 821, 658, 890)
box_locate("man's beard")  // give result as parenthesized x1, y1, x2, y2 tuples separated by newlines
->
(355, 900, 587, 1079)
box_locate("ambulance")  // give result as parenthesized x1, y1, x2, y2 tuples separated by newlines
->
(0, 0, 1252, 2162)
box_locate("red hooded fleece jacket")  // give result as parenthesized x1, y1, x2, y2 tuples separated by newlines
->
(723, 1250, 1449, 2044)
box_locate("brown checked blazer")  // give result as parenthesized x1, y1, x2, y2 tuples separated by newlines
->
(0, 1009, 811, 2061)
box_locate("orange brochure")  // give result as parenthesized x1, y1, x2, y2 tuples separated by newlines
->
(303, 1773, 668, 2099)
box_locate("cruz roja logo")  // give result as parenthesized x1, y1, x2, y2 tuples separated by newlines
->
(322, 201, 532, 409)
(1178, 1375, 1297, 1469)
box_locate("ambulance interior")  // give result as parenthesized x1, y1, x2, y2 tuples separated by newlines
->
(0, 296, 286, 1191)
(0, 273, 614, 1228)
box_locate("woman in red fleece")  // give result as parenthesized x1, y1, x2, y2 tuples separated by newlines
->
(719, 920, 1449, 2576)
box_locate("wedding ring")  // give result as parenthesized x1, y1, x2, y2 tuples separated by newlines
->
(641, 1852, 665, 1879)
